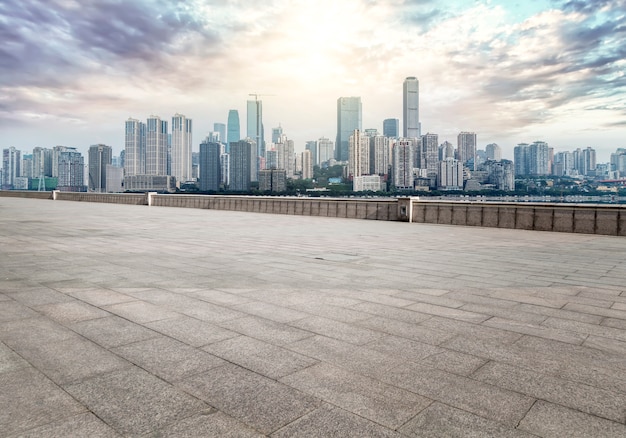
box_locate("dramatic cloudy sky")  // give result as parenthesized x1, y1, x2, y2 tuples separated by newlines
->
(1, 0, 625, 160)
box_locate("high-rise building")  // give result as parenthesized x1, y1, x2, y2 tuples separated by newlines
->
(58, 148, 86, 192)
(383, 118, 399, 138)
(21, 154, 33, 180)
(2, 147, 21, 189)
(52, 146, 73, 178)
(258, 169, 286, 193)
(32, 147, 53, 178)
(485, 143, 502, 161)
(348, 130, 369, 179)
(318, 138, 334, 165)
(199, 140, 221, 192)
(220, 153, 230, 186)
(369, 135, 390, 176)
(247, 99, 264, 158)
(226, 110, 240, 153)
(438, 141, 454, 161)
(438, 158, 463, 190)
(272, 125, 284, 144)
(301, 150, 313, 180)
(420, 133, 439, 178)
(146, 116, 168, 176)
(392, 138, 415, 190)
(457, 132, 477, 170)
(403, 77, 420, 138)
(88, 144, 112, 192)
(574, 147, 596, 176)
(125, 118, 146, 177)
(171, 114, 192, 185)
(336, 97, 362, 162)
(553, 151, 574, 176)
(514, 141, 550, 176)
(214, 123, 226, 144)
(485, 159, 515, 191)
(275, 136, 295, 178)
(229, 138, 254, 191)
(105, 164, 123, 193)
(305, 141, 318, 166)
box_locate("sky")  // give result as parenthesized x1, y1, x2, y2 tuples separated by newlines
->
(1, 0, 625, 161)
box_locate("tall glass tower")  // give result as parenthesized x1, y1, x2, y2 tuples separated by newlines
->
(124, 118, 146, 177)
(247, 100, 264, 158)
(403, 77, 420, 138)
(226, 110, 240, 154)
(336, 97, 362, 162)
(171, 113, 192, 184)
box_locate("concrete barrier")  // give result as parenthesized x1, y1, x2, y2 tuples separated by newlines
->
(3, 190, 624, 235)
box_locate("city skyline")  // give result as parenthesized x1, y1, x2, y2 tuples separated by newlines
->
(1, 1, 625, 161)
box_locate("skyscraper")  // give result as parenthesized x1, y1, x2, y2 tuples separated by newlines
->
(420, 133, 439, 177)
(336, 97, 362, 162)
(146, 116, 168, 176)
(403, 77, 420, 138)
(226, 110, 240, 154)
(2, 147, 21, 190)
(171, 113, 193, 185)
(348, 129, 369, 179)
(214, 123, 226, 144)
(229, 139, 254, 191)
(58, 148, 85, 192)
(125, 118, 146, 177)
(272, 125, 284, 144)
(383, 118, 399, 138)
(392, 139, 415, 190)
(199, 139, 221, 192)
(32, 147, 53, 178)
(369, 135, 390, 176)
(247, 99, 264, 158)
(485, 143, 502, 161)
(457, 132, 477, 170)
(305, 141, 318, 166)
(318, 138, 334, 165)
(88, 144, 112, 192)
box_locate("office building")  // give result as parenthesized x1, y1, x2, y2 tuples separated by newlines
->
(2, 147, 21, 189)
(258, 169, 286, 193)
(171, 114, 192, 185)
(420, 133, 439, 178)
(485, 159, 515, 191)
(486, 143, 502, 161)
(226, 110, 240, 153)
(383, 118, 399, 138)
(515, 141, 550, 176)
(305, 141, 318, 166)
(220, 153, 230, 186)
(145, 116, 168, 176)
(403, 77, 420, 138)
(229, 138, 254, 191)
(574, 147, 596, 176)
(336, 97, 362, 161)
(125, 118, 146, 177)
(58, 148, 86, 192)
(392, 138, 415, 190)
(438, 158, 463, 190)
(318, 138, 334, 165)
(105, 165, 124, 193)
(32, 147, 53, 178)
(52, 146, 73, 178)
(214, 123, 226, 145)
(272, 125, 284, 144)
(348, 129, 369, 179)
(21, 155, 33, 179)
(199, 140, 221, 192)
(247, 100, 264, 158)
(301, 150, 313, 180)
(88, 144, 112, 192)
(457, 132, 477, 170)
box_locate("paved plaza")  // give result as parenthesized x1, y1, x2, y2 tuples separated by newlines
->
(1, 197, 626, 437)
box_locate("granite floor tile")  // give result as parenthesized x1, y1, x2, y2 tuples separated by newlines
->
(64, 367, 208, 436)
(103, 301, 179, 324)
(177, 363, 320, 435)
(280, 362, 432, 429)
(350, 301, 433, 324)
(542, 316, 626, 342)
(518, 400, 626, 438)
(145, 315, 238, 347)
(148, 411, 264, 438)
(564, 302, 626, 320)
(406, 302, 490, 323)
(399, 402, 536, 438)
(204, 335, 318, 379)
(289, 315, 384, 345)
(231, 301, 311, 323)
(0, 368, 86, 436)
(219, 315, 314, 346)
(6, 287, 74, 307)
(0, 341, 29, 374)
(516, 303, 604, 324)
(15, 412, 121, 438)
(421, 316, 523, 344)
(473, 361, 626, 423)
(112, 336, 225, 382)
(356, 316, 455, 345)
(0, 301, 39, 322)
(63, 288, 136, 307)
(419, 349, 487, 376)
(34, 301, 109, 325)
(583, 335, 626, 355)
(287, 302, 372, 323)
(482, 317, 588, 345)
(70, 315, 160, 349)
(271, 404, 402, 438)
(364, 335, 443, 363)
(176, 300, 248, 323)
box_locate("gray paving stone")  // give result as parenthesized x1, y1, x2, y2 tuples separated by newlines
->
(518, 400, 626, 438)
(564, 302, 626, 320)
(421, 316, 523, 344)
(7, 287, 74, 307)
(473, 361, 626, 423)
(399, 402, 536, 438)
(280, 362, 432, 429)
(70, 315, 159, 348)
(350, 301, 433, 324)
(542, 316, 626, 342)
(64, 287, 137, 306)
(482, 317, 588, 345)
(176, 300, 248, 323)
(204, 335, 318, 379)
(219, 315, 314, 346)
(289, 315, 383, 345)
(365, 335, 443, 363)
(177, 363, 320, 435)
(0, 301, 39, 322)
(381, 362, 535, 426)
(0, 367, 86, 436)
(288, 301, 372, 323)
(15, 412, 121, 438)
(231, 300, 310, 323)
(112, 336, 225, 382)
(0, 341, 29, 374)
(419, 349, 487, 376)
(406, 302, 490, 323)
(584, 335, 626, 355)
(271, 404, 402, 438)
(357, 315, 455, 345)
(461, 303, 548, 324)
(516, 303, 604, 324)
(145, 315, 238, 347)
(181, 288, 255, 306)
(103, 300, 179, 323)
(149, 411, 264, 437)
(34, 300, 110, 324)
(64, 367, 208, 436)
(393, 290, 466, 308)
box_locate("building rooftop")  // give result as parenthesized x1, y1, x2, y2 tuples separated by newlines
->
(1, 197, 626, 437)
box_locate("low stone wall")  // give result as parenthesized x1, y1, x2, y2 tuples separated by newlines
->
(2, 190, 624, 235)
(411, 201, 626, 236)
(150, 195, 398, 221)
